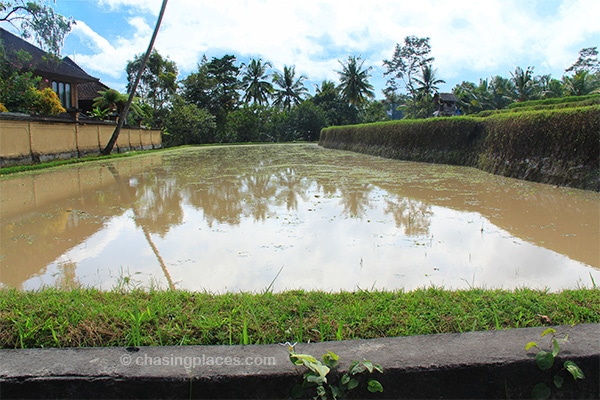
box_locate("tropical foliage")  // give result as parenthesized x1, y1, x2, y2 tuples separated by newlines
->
(337, 55, 375, 107)
(0, 0, 74, 56)
(0, 44, 64, 115)
(2, 2, 599, 146)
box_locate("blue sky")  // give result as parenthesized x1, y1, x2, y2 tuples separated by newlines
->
(42, 0, 600, 98)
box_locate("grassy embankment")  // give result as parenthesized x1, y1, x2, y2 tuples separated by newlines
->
(319, 96, 600, 191)
(1, 286, 598, 349)
(1, 96, 598, 350)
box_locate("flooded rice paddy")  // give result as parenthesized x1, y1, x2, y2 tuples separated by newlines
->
(1, 144, 598, 292)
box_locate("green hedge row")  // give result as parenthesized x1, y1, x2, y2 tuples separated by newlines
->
(507, 94, 600, 109)
(319, 117, 484, 166)
(473, 96, 600, 117)
(319, 105, 599, 191)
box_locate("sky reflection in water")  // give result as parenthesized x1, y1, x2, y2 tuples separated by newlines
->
(1, 144, 598, 292)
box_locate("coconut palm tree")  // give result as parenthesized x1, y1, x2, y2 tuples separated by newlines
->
(562, 70, 599, 96)
(240, 58, 273, 105)
(101, 0, 168, 155)
(510, 66, 536, 102)
(336, 55, 375, 107)
(414, 64, 445, 97)
(272, 65, 308, 110)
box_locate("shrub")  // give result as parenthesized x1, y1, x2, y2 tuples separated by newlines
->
(0, 102, 7, 112)
(30, 87, 66, 116)
(163, 98, 217, 146)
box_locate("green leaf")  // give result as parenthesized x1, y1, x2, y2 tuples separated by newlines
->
(330, 385, 344, 399)
(553, 374, 564, 388)
(541, 327, 556, 337)
(373, 363, 384, 373)
(340, 373, 350, 386)
(306, 373, 326, 385)
(349, 360, 366, 375)
(551, 338, 560, 357)
(347, 378, 359, 390)
(310, 363, 330, 379)
(525, 341, 538, 351)
(535, 350, 555, 371)
(367, 379, 384, 393)
(291, 353, 318, 365)
(532, 382, 552, 400)
(322, 351, 339, 368)
(363, 360, 374, 373)
(564, 361, 585, 380)
(316, 385, 327, 399)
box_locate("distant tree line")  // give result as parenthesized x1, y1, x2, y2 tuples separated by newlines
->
(1, 1, 599, 146)
(125, 41, 599, 146)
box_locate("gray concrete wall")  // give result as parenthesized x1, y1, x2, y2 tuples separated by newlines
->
(1, 324, 598, 399)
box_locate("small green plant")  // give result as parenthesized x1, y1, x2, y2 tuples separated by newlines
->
(88, 106, 111, 120)
(525, 327, 585, 400)
(128, 301, 150, 347)
(287, 344, 383, 399)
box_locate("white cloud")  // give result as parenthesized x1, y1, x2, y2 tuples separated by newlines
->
(63, 0, 600, 94)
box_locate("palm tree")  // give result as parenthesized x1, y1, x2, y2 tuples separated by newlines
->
(562, 70, 599, 96)
(336, 55, 375, 107)
(272, 65, 308, 110)
(510, 66, 536, 102)
(414, 64, 445, 97)
(101, 0, 168, 155)
(240, 58, 273, 105)
(488, 75, 514, 109)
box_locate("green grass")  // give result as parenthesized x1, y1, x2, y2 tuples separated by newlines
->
(0, 151, 146, 176)
(1, 287, 598, 349)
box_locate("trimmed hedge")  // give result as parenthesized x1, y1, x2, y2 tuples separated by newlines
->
(507, 94, 600, 109)
(479, 106, 599, 189)
(320, 105, 599, 191)
(319, 117, 484, 166)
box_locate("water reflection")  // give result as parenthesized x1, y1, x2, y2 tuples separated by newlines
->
(1, 144, 598, 292)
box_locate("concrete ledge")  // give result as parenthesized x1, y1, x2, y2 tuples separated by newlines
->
(1, 324, 598, 399)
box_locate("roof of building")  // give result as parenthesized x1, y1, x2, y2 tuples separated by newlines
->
(434, 92, 459, 103)
(78, 80, 110, 101)
(0, 27, 98, 83)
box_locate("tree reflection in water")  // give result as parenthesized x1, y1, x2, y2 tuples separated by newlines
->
(1, 144, 598, 292)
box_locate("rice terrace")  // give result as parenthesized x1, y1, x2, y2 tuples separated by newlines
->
(1, 1, 600, 397)
(1, 144, 598, 293)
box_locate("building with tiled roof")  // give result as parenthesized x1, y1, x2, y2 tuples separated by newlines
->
(1, 27, 101, 111)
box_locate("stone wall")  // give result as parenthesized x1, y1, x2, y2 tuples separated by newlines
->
(0, 114, 162, 167)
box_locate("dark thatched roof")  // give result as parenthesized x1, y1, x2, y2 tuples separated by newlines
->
(434, 92, 459, 103)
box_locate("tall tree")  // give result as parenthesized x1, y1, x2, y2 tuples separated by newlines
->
(102, 0, 168, 155)
(125, 49, 178, 124)
(510, 66, 536, 102)
(180, 54, 240, 137)
(336, 55, 375, 107)
(383, 36, 434, 118)
(413, 64, 445, 118)
(310, 80, 357, 125)
(383, 36, 434, 98)
(565, 47, 600, 74)
(562, 70, 599, 96)
(272, 65, 308, 110)
(0, 0, 74, 56)
(414, 64, 445, 97)
(240, 58, 273, 105)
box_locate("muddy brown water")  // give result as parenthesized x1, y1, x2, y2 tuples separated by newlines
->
(1, 144, 598, 292)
